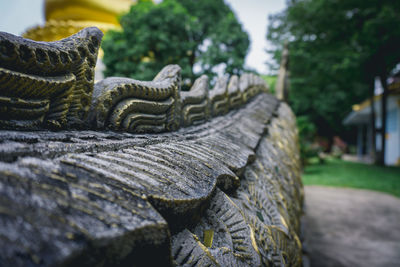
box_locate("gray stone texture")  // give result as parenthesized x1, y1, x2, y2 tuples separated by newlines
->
(0, 27, 303, 266)
(0, 94, 304, 266)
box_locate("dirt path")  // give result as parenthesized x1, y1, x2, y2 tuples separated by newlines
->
(303, 186, 400, 267)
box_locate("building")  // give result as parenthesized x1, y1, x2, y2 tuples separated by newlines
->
(23, 0, 133, 42)
(343, 74, 400, 166)
(22, 0, 135, 80)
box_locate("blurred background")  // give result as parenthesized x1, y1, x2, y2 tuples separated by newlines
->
(0, 0, 284, 75)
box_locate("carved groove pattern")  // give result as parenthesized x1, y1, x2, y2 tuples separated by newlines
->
(0, 27, 302, 266)
(171, 103, 303, 267)
(209, 75, 229, 116)
(172, 188, 262, 266)
(0, 28, 267, 133)
(180, 75, 210, 126)
(227, 75, 242, 109)
(0, 27, 103, 128)
(88, 67, 267, 133)
(88, 65, 182, 133)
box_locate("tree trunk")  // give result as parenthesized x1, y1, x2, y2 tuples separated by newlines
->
(189, 51, 196, 80)
(378, 75, 388, 165)
(276, 42, 289, 101)
(369, 77, 377, 164)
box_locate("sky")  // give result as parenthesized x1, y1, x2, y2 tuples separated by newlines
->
(0, 0, 286, 74)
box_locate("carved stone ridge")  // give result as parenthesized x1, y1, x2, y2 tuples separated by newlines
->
(0, 27, 303, 266)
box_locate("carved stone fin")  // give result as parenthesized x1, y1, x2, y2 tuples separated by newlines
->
(209, 75, 229, 117)
(180, 75, 210, 127)
(0, 27, 103, 129)
(88, 65, 181, 133)
(227, 75, 242, 110)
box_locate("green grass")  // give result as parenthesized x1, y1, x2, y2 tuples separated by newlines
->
(303, 157, 400, 197)
(261, 75, 276, 94)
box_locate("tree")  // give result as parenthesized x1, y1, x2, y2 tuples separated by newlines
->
(102, 0, 249, 83)
(357, 2, 400, 164)
(175, 0, 249, 78)
(267, 0, 400, 164)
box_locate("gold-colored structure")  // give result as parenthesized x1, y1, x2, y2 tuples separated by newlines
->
(23, 0, 134, 42)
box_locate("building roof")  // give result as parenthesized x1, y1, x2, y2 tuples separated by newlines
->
(343, 80, 400, 125)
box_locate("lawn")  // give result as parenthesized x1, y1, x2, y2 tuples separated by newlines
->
(302, 157, 400, 198)
(261, 75, 276, 94)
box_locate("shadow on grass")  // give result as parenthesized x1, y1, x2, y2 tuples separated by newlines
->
(303, 169, 322, 175)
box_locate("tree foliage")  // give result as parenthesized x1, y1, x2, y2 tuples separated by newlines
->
(102, 0, 249, 82)
(267, 0, 400, 138)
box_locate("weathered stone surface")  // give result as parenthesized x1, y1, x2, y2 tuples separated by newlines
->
(180, 75, 210, 127)
(88, 65, 181, 133)
(227, 75, 242, 109)
(171, 188, 262, 266)
(0, 158, 171, 266)
(170, 103, 303, 267)
(237, 104, 303, 267)
(0, 27, 303, 266)
(240, 73, 265, 103)
(172, 229, 219, 266)
(0, 92, 304, 266)
(209, 75, 229, 117)
(0, 29, 270, 135)
(0, 27, 103, 129)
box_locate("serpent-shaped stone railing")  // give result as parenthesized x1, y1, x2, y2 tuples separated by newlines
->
(0, 27, 303, 266)
(0, 27, 103, 129)
(209, 75, 230, 117)
(88, 65, 181, 132)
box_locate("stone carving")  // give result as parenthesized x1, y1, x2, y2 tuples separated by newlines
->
(180, 75, 210, 127)
(88, 65, 181, 132)
(239, 73, 252, 103)
(0, 27, 303, 266)
(0, 29, 271, 134)
(170, 104, 303, 267)
(240, 73, 266, 103)
(209, 75, 229, 116)
(0, 27, 103, 129)
(172, 188, 262, 266)
(227, 75, 243, 109)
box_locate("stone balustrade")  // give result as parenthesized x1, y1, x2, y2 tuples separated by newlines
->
(0, 27, 303, 266)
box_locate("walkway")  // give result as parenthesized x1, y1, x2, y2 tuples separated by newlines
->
(303, 186, 400, 267)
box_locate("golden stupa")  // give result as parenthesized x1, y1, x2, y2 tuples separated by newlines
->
(23, 0, 135, 42)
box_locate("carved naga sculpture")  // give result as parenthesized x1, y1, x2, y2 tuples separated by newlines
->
(0, 27, 103, 129)
(0, 27, 269, 133)
(209, 75, 230, 116)
(0, 27, 303, 267)
(180, 75, 210, 127)
(88, 65, 181, 132)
